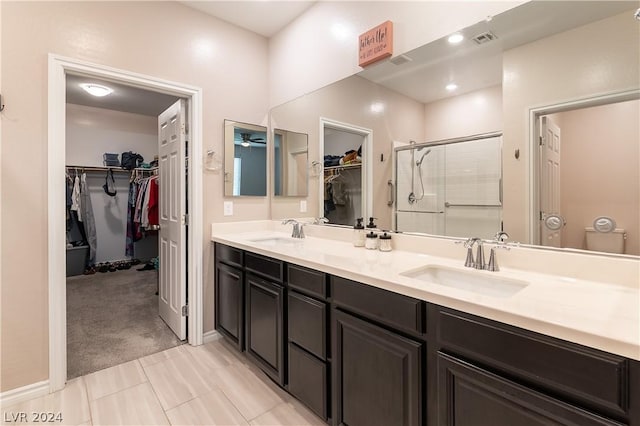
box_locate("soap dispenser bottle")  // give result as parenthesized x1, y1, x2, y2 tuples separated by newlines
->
(366, 217, 378, 230)
(353, 217, 365, 247)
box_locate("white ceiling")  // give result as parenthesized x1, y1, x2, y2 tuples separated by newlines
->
(66, 74, 180, 116)
(358, 1, 637, 104)
(180, 1, 316, 37)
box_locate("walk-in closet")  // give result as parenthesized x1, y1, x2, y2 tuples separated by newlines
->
(64, 74, 184, 378)
(323, 127, 364, 226)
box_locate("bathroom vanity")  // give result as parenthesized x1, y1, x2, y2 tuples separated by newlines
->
(212, 226, 639, 426)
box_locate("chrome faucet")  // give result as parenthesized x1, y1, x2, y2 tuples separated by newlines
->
(282, 219, 304, 238)
(457, 237, 482, 268)
(486, 232, 511, 272)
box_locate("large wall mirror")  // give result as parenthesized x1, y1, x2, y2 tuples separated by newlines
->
(269, 1, 639, 256)
(224, 119, 267, 197)
(274, 129, 309, 197)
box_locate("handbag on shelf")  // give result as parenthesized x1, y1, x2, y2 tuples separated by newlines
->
(121, 151, 144, 170)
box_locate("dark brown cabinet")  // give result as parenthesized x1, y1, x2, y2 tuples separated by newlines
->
(245, 273, 285, 385)
(214, 260, 244, 350)
(333, 309, 423, 426)
(437, 352, 623, 426)
(287, 264, 330, 421)
(214, 243, 639, 426)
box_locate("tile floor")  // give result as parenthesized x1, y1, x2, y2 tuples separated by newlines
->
(2, 339, 326, 426)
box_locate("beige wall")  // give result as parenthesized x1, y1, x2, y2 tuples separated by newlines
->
(1, 1, 269, 392)
(66, 104, 158, 167)
(502, 11, 640, 243)
(270, 75, 425, 230)
(268, 1, 523, 107)
(550, 100, 639, 255)
(424, 85, 502, 141)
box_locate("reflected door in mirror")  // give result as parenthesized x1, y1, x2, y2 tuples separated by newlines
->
(224, 120, 267, 197)
(274, 129, 308, 197)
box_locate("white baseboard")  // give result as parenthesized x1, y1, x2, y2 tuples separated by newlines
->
(202, 330, 222, 344)
(0, 380, 50, 408)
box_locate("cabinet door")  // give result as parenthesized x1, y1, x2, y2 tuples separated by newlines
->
(246, 273, 285, 385)
(333, 309, 423, 426)
(215, 262, 244, 350)
(437, 352, 624, 426)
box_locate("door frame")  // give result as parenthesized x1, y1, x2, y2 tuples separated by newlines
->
(527, 88, 639, 245)
(47, 54, 204, 392)
(318, 117, 373, 221)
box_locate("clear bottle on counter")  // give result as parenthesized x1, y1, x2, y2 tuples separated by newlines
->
(353, 217, 365, 247)
(365, 231, 379, 250)
(379, 232, 392, 252)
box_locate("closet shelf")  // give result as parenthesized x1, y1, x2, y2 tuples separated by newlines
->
(66, 165, 158, 173)
(324, 163, 362, 172)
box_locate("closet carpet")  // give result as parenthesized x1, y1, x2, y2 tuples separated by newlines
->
(66, 268, 183, 379)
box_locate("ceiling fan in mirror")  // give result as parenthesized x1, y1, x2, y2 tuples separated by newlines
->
(239, 132, 265, 147)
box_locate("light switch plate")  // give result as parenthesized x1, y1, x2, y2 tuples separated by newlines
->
(300, 200, 307, 213)
(223, 201, 233, 216)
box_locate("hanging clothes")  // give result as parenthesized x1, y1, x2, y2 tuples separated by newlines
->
(125, 172, 159, 257)
(79, 172, 97, 266)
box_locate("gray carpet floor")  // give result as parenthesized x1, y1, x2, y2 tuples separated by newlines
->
(66, 268, 183, 379)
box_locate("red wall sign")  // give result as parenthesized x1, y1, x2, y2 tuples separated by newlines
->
(358, 21, 393, 67)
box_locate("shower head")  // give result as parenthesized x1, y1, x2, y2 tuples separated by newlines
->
(416, 149, 432, 166)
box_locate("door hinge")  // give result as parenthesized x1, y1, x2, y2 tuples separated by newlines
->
(540, 211, 544, 220)
(539, 136, 543, 146)
(181, 214, 189, 226)
(182, 305, 188, 316)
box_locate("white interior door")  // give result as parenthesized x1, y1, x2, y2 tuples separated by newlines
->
(540, 115, 562, 247)
(158, 99, 187, 340)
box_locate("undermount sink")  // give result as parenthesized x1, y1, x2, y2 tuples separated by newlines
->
(401, 265, 528, 298)
(248, 236, 299, 246)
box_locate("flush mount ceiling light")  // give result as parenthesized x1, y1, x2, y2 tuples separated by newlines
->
(79, 83, 113, 97)
(447, 33, 464, 44)
(240, 141, 251, 147)
(446, 83, 458, 91)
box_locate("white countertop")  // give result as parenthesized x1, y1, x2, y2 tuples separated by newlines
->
(211, 222, 640, 361)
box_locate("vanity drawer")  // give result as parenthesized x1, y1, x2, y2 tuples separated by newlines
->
(331, 276, 425, 335)
(288, 343, 328, 420)
(437, 308, 629, 416)
(288, 264, 326, 299)
(215, 243, 243, 268)
(245, 252, 284, 282)
(288, 290, 327, 360)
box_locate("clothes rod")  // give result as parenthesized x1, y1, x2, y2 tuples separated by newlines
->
(324, 163, 362, 172)
(65, 165, 158, 173)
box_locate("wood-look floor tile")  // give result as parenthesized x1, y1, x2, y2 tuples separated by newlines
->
(185, 340, 242, 372)
(143, 352, 216, 410)
(89, 382, 168, 426)
(249, 399, 326, 425)
(139, 344, 187, 368)
(83, 359, 146, 401)
(165, 388, 249, 426)
(211, 363, 287, 421)
(1, 378, 90, 426)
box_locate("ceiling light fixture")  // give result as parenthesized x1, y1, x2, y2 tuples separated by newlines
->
(447, 33, 464, 44)
(370, 102, 385, 113)
(446, 83, 458, 91)
(80, 83, 113, 97)
(241, 141, 251, 147)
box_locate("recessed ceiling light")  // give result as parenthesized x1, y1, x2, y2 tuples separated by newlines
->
(446, 83, 458, 91)
(447, 33, 464, 44)
(80, 83, 113, 97)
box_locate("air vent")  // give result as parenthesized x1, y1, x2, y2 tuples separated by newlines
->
(472, 31, 498, 45)
(390, 54, 413, 65)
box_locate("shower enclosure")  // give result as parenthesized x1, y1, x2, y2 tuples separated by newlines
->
(394, 133, 503, 239)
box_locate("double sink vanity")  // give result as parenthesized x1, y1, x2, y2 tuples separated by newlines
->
(212, 221, 639, 426)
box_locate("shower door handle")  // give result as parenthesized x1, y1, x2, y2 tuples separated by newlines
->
(387, 180, 394, 206)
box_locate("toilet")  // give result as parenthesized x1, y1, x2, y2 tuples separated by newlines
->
(584, 227, 626, 254)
